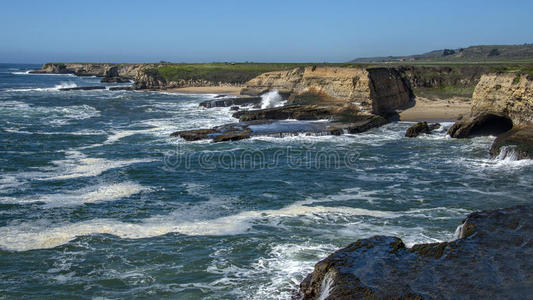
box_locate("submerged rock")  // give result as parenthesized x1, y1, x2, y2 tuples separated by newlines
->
(490, 124, 533, 159)
(405, 121, 441, 137)
(169, 128, 218, 141)
(59, 86, 106, 91)
(327, 115, 388, 135)
(297, 205, 533, 300)
(108, 86, 133, 91)
(447, 113, 513, 138)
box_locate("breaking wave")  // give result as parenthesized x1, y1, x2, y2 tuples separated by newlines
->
(261, 90, 285, 109)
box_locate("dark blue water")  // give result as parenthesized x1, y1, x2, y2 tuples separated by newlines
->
(0, 63, 532, 299)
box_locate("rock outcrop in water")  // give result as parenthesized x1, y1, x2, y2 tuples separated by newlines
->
(199, 97, 262, 108)
(171, 113, 388, 142)
(490, 124, 533, 159)
(297, 205, 533, 300)
(59, 86, 106, 91)
(447, 113, 513, 138)
(241, 66, 413, 115)
(405, 122, 441, 137)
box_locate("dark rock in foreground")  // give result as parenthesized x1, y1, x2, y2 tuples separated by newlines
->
(490, 124, 533, 159)
(199, 97, 262, 108)
(405, 121, 441, 137)
(447, 113, 513, 138)
(59, 86, 106, 91)
(297, 205, 533, 300)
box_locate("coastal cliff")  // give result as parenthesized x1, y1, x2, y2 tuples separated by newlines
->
(170, 66, 412, 142)
(471, 73, 533, 125)
(133, 68, 243, 90)
(448, 72, 533, 158)
(30, 63, 151, 79)
(241, 66, 413, 115)
(297, 205, 533, 300)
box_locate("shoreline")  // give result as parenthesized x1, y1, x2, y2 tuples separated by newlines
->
(399, 96, 471, 122)
(164, 86, 243, 96)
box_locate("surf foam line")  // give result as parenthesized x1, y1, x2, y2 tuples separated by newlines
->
(0, 200, 397, 252)
(5, 82, 78, 92)
(1, 181, 148, 208)
(1, 151, 156, 191)
(11, 71, 76, 77)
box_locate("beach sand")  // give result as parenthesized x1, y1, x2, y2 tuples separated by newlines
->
(165, 86, 243, 96)
(399, 97, 471, 122)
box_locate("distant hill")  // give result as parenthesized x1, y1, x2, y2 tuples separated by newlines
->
(350, 44, 533, 63)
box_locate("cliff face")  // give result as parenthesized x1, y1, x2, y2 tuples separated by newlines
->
(298, 205, 533, 300)
(471, 73, 533, 125)
(241, 66, 412, 115)
(32, 63, 152, 79)
(398, 65, 489, 89)
(133, 68, 245, 90)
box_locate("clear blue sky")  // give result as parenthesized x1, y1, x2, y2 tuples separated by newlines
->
(1, 0, 532, 63)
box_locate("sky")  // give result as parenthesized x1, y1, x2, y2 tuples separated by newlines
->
(1, 0, 533, 63)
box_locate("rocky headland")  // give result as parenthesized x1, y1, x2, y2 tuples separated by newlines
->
(170, 66, 412, 142)
(296, 205, 533, 300)
(30, 63, 149, 83)
(448, 71, 533, 159)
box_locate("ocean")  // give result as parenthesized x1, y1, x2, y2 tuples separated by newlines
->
(0, 63, 532, 299)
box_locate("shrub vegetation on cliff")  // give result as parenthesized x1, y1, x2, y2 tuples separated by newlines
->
(147, 63, 310, 84)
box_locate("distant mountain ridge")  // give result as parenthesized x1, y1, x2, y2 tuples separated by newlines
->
(350, 44, 533, 63)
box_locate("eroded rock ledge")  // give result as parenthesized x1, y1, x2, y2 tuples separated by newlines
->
(297, 205, 533, 300)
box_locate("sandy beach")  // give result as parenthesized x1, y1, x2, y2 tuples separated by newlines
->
(165, 86, 243, 96)
(399, 96, 471, 122)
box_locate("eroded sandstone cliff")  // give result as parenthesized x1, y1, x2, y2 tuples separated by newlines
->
(241, 66, 413, 115)
(471, 73, 533, 125)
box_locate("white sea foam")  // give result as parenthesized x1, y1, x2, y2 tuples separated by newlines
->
(5, 81, 78, 92)
(10, 70, 31, 75)
(454, 144, 533, 171)
(206, 241, 338, 299)
(46, 151, 156, 180)
(11, 71, 75, 77)
(2, 181, 148, 208)
(0, 193, 399, 251)
(0, 100, 100, 126)
(1, 150, 156, 192)
(103, 129, 154, 144)
(260, 90, 285, 109)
